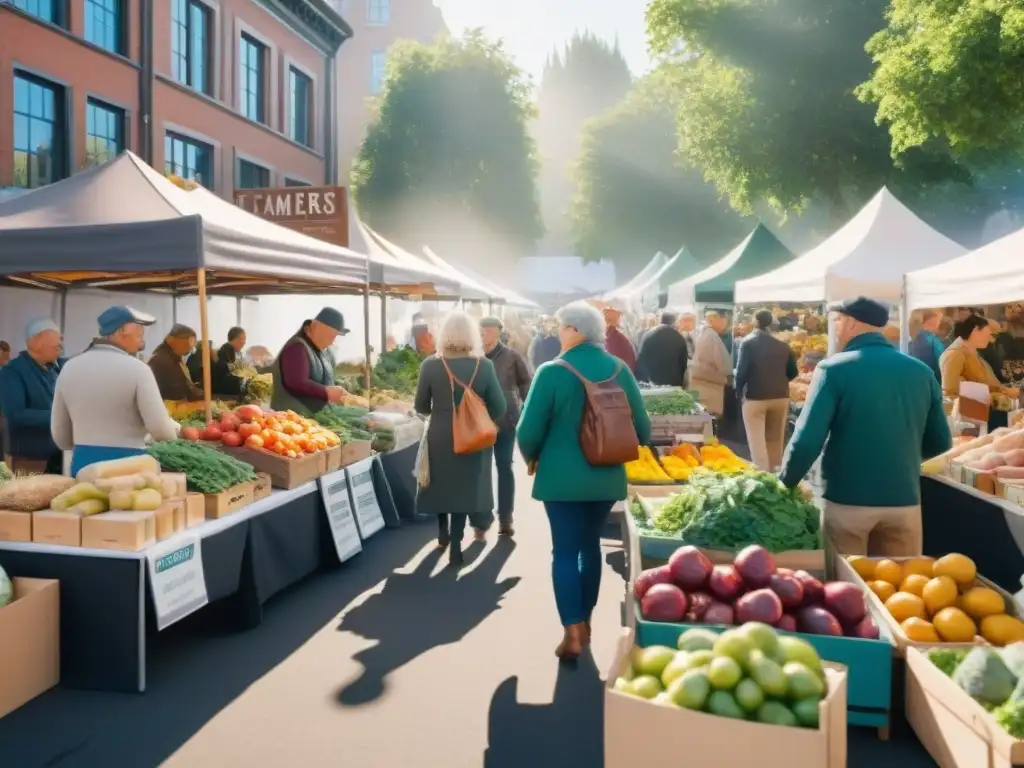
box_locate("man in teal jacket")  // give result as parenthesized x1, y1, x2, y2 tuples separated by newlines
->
(780, 297, 951, 556)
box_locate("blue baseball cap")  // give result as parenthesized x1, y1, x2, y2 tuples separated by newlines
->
(98, 305, 156, 336)
(827, 297, 889, 328)
(24, 317, 61, 341)
(313, 307, 349, 335)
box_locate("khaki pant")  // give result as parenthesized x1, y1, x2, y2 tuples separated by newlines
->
(824, 501, 922, 557)
(742, 398, 789, 470)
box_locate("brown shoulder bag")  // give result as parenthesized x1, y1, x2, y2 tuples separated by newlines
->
(441, 357, 498, 455)
(555, 359, 640, 467)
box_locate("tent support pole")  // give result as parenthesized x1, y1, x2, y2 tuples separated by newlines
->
(171, 294, 178, 324)
(236, 296, 243, 327)
(379, 290, 387, 355)
(196, 268, 213, 425)
(58, 289, 67, 334)
(363, 282, 372, 394)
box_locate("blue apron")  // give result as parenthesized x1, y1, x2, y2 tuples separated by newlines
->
(70, 445, 147, 479)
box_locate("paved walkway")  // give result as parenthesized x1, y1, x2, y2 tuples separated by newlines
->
(0, 461, 936, 767)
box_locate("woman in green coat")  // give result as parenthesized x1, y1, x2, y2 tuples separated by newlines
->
(415, 312, 507, 566)
(517, 301, 651, 660)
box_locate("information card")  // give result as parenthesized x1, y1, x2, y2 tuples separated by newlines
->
(147, 534, 209, 631)
(346, 457, 386, 539)
(318, 468, 363, 562)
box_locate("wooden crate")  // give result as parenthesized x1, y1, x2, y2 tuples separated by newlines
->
(221, 446, 323, 489)
(204, 482, 255, 519)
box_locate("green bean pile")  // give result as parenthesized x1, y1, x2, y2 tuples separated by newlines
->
(147, 439, 256, 494)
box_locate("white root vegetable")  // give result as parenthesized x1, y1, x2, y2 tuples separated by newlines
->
(76, 455, 160, 484)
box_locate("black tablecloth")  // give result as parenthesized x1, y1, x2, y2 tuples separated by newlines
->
(921, 475, 1024, 593)
(379, 442, 418, 520)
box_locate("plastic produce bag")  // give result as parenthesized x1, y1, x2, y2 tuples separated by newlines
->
(414, 417, 430, 488)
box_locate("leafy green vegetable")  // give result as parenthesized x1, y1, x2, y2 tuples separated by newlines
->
(927, 648, 970, 679)
(641, 390, 699, 415)
(995, 700, 1024, 738)
(639, 470, 820, 552)
(147, 440, 256, 494)
(314, 404, 373, 441)
(348, 347, 423, 396)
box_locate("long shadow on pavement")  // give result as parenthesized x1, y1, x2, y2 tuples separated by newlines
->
(0, 522, 437, 768)
(336, 537, 521, 707)
(483, 651, 605, 768)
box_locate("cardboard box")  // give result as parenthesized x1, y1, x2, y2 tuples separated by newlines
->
(154, 500, 185, 540)
(205, 482, 254, 519)
(32, 511, 82, 547)
(252, 473, 272, 502)
(834, 555, 1017, 654)
(81, 511, 156, 552)
(1002, 482, 1024, 507)
(963, 467, 996, 495)
(160, 472, 187, 499)
(0, 578, 59, 719)
(906, 646, 1024, 768)
(339, 440, 372, 468)
(0, 510, 31, 542)
(321, 445, 342, 473)
(183, 493, 205, 528)
(221, 446, 322, 489)
(604, 628, 847, 768)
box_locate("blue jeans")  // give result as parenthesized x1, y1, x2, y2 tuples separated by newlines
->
(544, 501, 613, 626)
(70, 445, 146, 478)
(494, 429, 516, 523)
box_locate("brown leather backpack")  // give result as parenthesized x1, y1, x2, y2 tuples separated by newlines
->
(555, 359, 640, 466)
(441, 357, 498, 455)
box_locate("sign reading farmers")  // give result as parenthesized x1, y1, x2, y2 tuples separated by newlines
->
(234, 186, 349, 247)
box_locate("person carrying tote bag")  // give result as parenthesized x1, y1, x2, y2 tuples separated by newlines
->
(413, 312, 507, 567)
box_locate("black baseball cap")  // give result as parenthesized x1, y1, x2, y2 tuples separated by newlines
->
(313, 307, 349, 335)
(828, 297, 889, 328)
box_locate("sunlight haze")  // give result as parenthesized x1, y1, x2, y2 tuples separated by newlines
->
(436, 0, 650, 79)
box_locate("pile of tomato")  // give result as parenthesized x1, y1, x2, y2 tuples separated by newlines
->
(180, 405, 342, 459)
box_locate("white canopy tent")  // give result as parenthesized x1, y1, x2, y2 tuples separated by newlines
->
(666, 234, 752, 309)
(600, 253, 669, 302)
(422, 247, 538, 310)
(904, 225, 1024, 311)
(613, 248, 684, 306)
(734, 188, 967, 305)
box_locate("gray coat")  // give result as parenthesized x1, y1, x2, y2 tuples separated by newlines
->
(485, 343, 531, 430)
(734, 330, 798, 401)
(415, 355, 507, 516)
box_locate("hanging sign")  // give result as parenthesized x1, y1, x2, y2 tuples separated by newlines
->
(147, 534, 209, 630)
(346, 457, 385, 539)
(234, 186, 349, 247)
(318, 469, 363, 563)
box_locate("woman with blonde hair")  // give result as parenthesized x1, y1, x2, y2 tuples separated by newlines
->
(414, 311, 507, 566)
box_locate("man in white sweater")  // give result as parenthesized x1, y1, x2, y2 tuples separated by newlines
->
(52, 306, 180, 477)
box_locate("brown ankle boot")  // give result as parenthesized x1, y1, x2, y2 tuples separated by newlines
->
(555, 623, 586, 660)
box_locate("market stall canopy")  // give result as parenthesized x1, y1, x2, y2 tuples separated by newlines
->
(600, 252, 669, 301)
(656, 247, 703, 287)
(422, 247, 538, 309)
(905, 225, 1024, 311)
(667, 225, 794, 307)
(611, 247, 688, 301)
(350, 217, 465, 298)
(733, 188, 967, 304)
(0, 152, 429, 294)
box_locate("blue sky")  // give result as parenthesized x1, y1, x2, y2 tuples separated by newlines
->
(436, 0, 650, 81)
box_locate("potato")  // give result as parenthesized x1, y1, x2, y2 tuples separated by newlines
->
(1004, 449, 1024, 467)
(993, 431, 1024, 453)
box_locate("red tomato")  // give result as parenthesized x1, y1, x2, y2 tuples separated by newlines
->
(201, 424, 223, 441)
(219, 414, 240, 432)
(181, 427, 201, 441)
(221, 431, 244, 447)
(238, 422, 261, 440)
(235, 405, 263, 422)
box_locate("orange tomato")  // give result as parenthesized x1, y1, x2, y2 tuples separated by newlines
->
(273, 442, 287, 455)
(245, 434, 264, 450)
(260, 429, 276, 448)
(238, 423, 261, 440)
(285, 449, 298, 459)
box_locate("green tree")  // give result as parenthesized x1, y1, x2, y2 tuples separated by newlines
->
(351, 32, 542, 267)
(569, 75, 753, 270)
(856, 0, 1024, 158)
(645, 0, 965, 223)
(535, 32, 633, 252)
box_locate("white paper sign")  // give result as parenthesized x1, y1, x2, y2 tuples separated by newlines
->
(346, 457, 385, 539)
(318, 469, 362, 563)
(147, 534, 209, 631)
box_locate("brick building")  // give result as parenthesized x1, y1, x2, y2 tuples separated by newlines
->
(330, 0, 447, 181)
(0, 0, 351, 196)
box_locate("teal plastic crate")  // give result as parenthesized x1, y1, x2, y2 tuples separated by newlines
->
(632, 603, 893, 729)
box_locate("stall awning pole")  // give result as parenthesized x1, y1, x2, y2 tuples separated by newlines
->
(196, 268, 213, 425)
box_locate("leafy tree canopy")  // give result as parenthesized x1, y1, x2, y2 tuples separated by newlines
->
(569, 74, 753, 270)
(857, 0, 1024, 157)
(351, 31, 542, 263)
(645, 0, 966, 221)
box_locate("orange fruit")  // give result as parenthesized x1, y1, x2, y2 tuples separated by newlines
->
(902, 557, 936, 579)
(981, 615, 1024, 647)
(933, 554, 977, 587)
(922, 576, 959, 616)
(900, 574, 930, 598)
(869, 580, 897, 603)
(875, 559, 903, 586)
(932, 607, 977, 643)
(886, 592, 928, 623)
(848, 556, 876, 581)
(901, 617, 940, 642)
(960, 587, 1006, 620)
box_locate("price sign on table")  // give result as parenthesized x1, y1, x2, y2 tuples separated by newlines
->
(318, 469, 363, 563)
(147, 534, 209, 631)
(347, 457, 386, 539)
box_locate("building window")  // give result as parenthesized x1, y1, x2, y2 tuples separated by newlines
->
(370, 50, 386, 94)
(85, 99, 124, 169)
(236, 159, 269, 190)
(12, 73, 65, 189)
(12, 0, 63, 26)
(285, 178, 311, 187)
(288, 67, 312, 147)
(84, 0, 123, 54)
(239, 34, 266, 123)
(171, 0, 212, 96)
(165, 132, 213, 188)
(366, 0, 388, 25)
